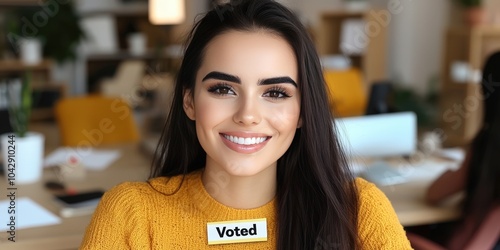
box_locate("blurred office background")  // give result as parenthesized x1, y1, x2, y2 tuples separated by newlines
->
(0, 0, 499, 249)
(0, 0, 500, 146)
(0, 0, 499, 146)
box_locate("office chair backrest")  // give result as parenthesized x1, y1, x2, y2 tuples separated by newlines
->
(55, 95, 139, 147)
(323, 68, 367, 117)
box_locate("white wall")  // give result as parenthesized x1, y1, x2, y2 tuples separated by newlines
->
(170, 0, 210, 43)
(388, 0, 450, 94)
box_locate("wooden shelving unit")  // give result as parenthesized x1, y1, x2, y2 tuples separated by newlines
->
(316, 10, 388, 88)
(0, 59, 53, 87)
(0, 59, 66, 120)
(82, 8, 174, 93)
(439, 26, 500, 147)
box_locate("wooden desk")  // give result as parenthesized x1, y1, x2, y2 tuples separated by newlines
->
(352, 156, 463, 227)
(380, 179, 462, 227)
(0, 144, 150, 250)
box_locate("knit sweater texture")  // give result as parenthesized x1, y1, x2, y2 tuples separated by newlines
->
(80, 170, 412, 249)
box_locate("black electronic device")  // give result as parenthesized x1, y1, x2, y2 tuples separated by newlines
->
(55, 190, 104, 207)
(365, 82, 393, 115)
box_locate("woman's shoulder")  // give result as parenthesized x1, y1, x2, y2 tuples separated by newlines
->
(354, 177, 374, 190)
(354, 177, 380, 199)
(354, 177, 393, 213)
(354, 177, 412, 249)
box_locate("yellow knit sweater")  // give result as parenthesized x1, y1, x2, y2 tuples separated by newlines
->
(80, 171, 412, 249)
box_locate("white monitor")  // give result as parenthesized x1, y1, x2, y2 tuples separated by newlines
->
(335, 112, 417, 158)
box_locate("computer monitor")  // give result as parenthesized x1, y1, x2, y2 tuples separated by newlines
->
(335, 112, 417, 158)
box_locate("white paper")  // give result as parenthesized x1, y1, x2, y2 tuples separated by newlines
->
(0, 197, 61, 231)
(44, 147, 121, 171)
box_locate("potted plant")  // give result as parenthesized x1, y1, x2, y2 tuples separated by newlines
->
(456, 0, 485, 26)
(1, 2, 85, 184)
(5, 1, 85, 63)
(1, 72, 45, 184)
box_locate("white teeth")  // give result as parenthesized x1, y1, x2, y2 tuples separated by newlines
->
(224, 135, 268, 145)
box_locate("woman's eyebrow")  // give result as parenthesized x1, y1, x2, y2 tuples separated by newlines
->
(202, 71, 297, 87)
(202, 71, 241, 83)
(259, 77, 297, 87)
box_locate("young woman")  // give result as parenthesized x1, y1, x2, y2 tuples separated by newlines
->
(81, 1, 411, 249)
(409, 51, 500, 249)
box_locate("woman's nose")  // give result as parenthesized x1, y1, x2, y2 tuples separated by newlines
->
(233, 96, 262, 126)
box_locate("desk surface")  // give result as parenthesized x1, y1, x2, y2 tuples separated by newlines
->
(380, 179, 462, 227)
(0, 123, 461, 250)
(358, 157, 463, 227)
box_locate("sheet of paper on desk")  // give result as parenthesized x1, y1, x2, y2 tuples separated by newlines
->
(0, 197, 61, 231)
(44, 147, 121, 170)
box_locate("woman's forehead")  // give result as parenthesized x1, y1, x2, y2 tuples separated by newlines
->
(197, 30, 298, 83)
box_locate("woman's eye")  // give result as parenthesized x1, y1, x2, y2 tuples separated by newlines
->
(263, 88, 291, 99)
(266, 91, 284, 98)
(207, 84, 235, 96)
(216, 87, 232, 95)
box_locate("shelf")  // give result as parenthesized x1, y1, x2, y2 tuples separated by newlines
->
(439, 26, 500, 147)
(0, 59, 53, 86)
(448, 25, 500, 35)
(0, 59, 53, 72)
(0, 0, 40, 6)
(79, 2, 148, 17)
(86, 50, 167, 61)
(317, 9, 388, 86)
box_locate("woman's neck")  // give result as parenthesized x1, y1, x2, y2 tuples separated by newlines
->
(201, 165, 277, 209)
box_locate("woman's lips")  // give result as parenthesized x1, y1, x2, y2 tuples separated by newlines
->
(220, 133, 270, 153)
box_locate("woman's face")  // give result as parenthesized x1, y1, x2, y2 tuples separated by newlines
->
(184, 30, 301, 177)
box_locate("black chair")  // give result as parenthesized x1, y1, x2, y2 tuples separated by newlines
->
(365, 81, 393, 115)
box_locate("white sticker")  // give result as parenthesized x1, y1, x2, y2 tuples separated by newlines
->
(207, 218, 267, 245)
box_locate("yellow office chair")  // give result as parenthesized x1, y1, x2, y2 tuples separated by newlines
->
(324, 68, 367, 117)
(55, 95, 140, 147)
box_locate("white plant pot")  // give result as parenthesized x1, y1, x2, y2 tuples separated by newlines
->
(128, 32, 147, 56)
(20, 38, 42, 65)
(1, 132, 45, 184)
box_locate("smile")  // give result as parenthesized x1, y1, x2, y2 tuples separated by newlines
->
(222, 135, 268, 145)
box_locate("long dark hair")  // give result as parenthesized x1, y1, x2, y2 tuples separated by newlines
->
(463, 51, 500, 225)
(151, 0, 359, 249)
